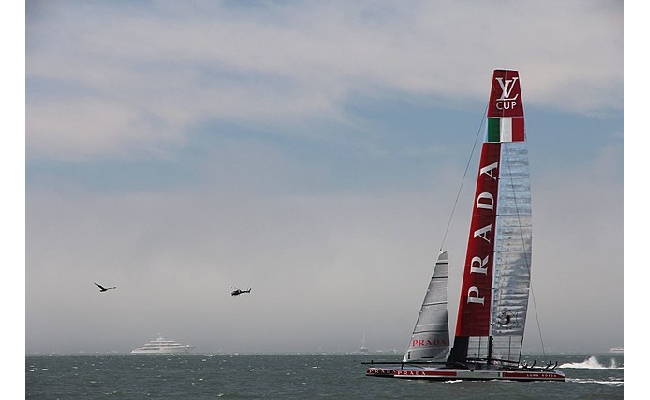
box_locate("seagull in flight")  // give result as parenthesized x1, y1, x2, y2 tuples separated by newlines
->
(95, 282, 116, 292)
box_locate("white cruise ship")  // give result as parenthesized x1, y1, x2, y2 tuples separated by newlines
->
(131, 336, 196, 355)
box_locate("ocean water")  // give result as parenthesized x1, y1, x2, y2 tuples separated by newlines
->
(26, 353, 623, 399)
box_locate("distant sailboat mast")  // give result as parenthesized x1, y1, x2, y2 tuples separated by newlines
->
(360, 331, 369, 353)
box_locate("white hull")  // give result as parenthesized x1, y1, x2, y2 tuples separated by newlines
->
(130, 346, 195, 355)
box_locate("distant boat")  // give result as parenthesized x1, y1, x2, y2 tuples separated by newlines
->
(359, 332, 369, 354)
(609, 347, 624, 353)
(131, 336, 195, 355)
(364, 70, 565, 382)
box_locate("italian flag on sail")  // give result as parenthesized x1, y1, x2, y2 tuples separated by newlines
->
(487, 117, 524, 142)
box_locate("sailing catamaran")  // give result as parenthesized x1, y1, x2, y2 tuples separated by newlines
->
(365, 70, 565, 382)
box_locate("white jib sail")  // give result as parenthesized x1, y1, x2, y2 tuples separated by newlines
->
(403, 251, 450, 362)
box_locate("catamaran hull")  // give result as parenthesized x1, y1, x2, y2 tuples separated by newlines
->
(366, 367, 565, 382)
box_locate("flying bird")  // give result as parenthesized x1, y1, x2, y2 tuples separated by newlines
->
(95, 282, 116, 292)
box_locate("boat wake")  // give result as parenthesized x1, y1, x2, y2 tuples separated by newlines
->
(567, 378, 624, 386)
(566, 378, 625, 386)
(559, 356, 623, 370)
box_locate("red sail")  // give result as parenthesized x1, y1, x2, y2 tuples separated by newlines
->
(454, 143, 500, 337)
(488, 70, 523, 118)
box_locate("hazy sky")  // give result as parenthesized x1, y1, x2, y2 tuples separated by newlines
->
(24, 1, 623, 355)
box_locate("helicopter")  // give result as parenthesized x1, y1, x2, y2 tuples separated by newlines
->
(230, 286, 252, 296)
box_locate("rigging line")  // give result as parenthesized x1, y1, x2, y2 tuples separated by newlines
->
(530, 281, 547, 358)
(439, 102, 489, 252)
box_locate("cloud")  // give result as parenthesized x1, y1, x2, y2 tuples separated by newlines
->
(26, 1, 622, 161)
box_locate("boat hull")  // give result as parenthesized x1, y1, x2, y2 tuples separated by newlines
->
(130, 347, 195, 355)
(366, 366, 565, 382)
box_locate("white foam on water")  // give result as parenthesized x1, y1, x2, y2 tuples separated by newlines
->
(560, 355, 623, 370)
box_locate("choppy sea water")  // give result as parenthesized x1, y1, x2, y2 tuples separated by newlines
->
(26, 353, 623, 399)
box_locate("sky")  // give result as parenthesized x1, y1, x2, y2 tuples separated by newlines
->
(20, 1, 626, 357)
